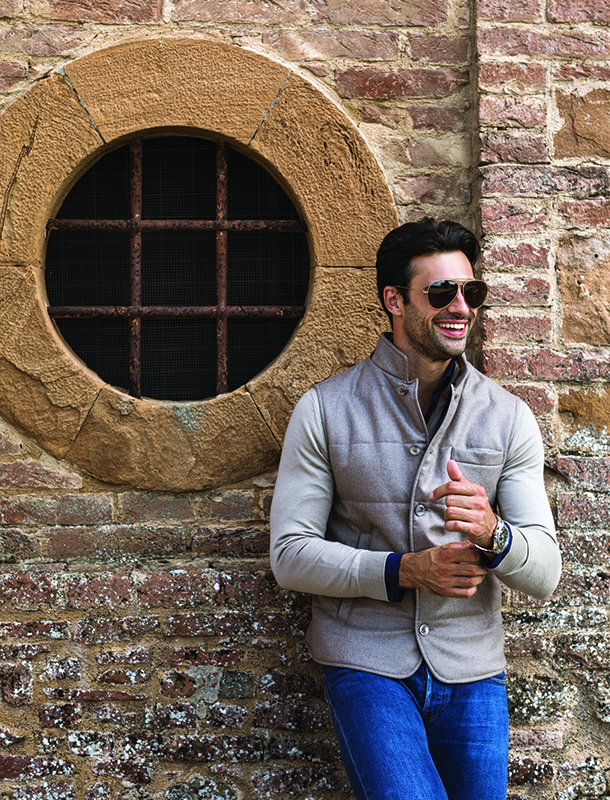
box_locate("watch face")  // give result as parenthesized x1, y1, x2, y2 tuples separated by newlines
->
(496, 522, 510, 552)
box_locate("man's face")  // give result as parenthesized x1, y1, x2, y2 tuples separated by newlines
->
(397, 250, 477, 363)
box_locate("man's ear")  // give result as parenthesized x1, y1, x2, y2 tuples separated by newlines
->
(383, 285, 405, 318)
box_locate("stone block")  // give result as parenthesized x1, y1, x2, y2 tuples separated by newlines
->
(481, 243, 549, 271)
(555, 89, 610, 159)
(557, 198, 610, 228)
(556, 63, 610, 80)
(312, 0, 446, 25)
(485, 275, 550, 306)
(478, 0, 541, 20)
(481, 165, 610, 198)
(409, 34, 469, 63)
(395, 173, 470, 205)
(336, 67, 468, 99)
(479, 61, 546, 91)
(480, 310, 552, 344)
(479, 96, 545, 127)
(0, 0, 23, 14)
(483, 347, 610, 381)
(481, 201, 548, 232)
(263, 30, 399, 60)
(175, 0, 309, 22)
(548, 0, 610, 22)
(0, 24, 88, 56)
(478, 28, 610, 59)
(480, 134, 548, 166)
(30, 0, 162, 22)
(409, 104, 467, 131)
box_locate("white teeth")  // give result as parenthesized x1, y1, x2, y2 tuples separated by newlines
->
(437, 322, 465, 329)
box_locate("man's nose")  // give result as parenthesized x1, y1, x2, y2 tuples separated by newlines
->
(446, 286, 471, 315)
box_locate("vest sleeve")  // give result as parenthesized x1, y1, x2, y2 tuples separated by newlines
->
(488, 401, 561, 600)
(270, 389, 391, 602)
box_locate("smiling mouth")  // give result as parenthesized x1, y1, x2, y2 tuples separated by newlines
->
(435, 319, 470, 335)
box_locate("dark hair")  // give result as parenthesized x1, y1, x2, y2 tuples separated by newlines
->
(375, 217, 481, 319)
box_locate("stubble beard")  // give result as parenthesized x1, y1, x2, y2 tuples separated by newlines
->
(402, 306, 473, 364)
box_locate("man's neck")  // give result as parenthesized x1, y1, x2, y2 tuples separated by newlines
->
(392, 337, 452, 415)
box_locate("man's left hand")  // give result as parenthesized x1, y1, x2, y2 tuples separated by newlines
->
(429, 460, 497, 550)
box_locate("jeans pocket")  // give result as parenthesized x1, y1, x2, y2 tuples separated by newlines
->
(485, 671, 506, 686)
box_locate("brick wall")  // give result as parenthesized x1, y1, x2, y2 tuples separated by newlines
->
(0, 0, 610, 797)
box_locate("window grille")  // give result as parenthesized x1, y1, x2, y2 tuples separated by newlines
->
(45, 136, 309, 401)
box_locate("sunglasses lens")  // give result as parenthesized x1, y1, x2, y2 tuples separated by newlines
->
(426, 281, 458, 309)
(463, 281, 487, 309)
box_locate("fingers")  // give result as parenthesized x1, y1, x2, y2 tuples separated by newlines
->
(446, 459, 464, 482)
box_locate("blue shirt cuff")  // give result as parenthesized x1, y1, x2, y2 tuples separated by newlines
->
(479, 527, 513, 569)
(385, 552, 406, 602)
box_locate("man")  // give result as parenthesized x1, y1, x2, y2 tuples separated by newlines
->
(270, 218, 561, 800)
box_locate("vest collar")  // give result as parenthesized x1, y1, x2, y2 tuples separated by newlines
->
(370, 332, 469, 384)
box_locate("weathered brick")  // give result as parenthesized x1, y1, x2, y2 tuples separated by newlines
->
(551, 457, 610, 489)
(479, 96, 545, 127)
(508, 675, 576, 721)
(548, 0, 610, 22)
(486, 275, 550, 306)
(93, 760, 150, 784)
(97, 668, 147, 685)
(555, 633, 610, 669)
(0, 461, 81, 489)
(480, 311, 552, 344)
(170, 648, 246, 667)
(479, 61, 546, 92)
(556, 531, 610, 565)
(409, 35, 469, 63)
(504, 634, 547, 657)
(160, 671, 196, 699)
(509, 730, 563, 750)
(0, 620, 69, 639)
(0, 643, 48, 660)
(478, 0, 541, 20)
(48, 525, 186, 561)
(483, 347, 610, 381)
(555, 64, 610, 81)
(268, 735, 340, 762)
(146, 702, 198, 729)
(481, 201, 548, 232)
(38, 703, 83, 728)
(555, 90, 610, 159)
(219, 672, 256, 699)
(66, 574, 132, 609)
(213, 569, 281, 608)
(95, 704, 137, 725)
(0, 725, 25, 746)
(96, 647, 148, 665)
(557, 199, 610, 228)
(479, 28, 610, 59)
(67, 731, 114, 757)
(166, 611, 307, 639)
(166, 734, 265, 762)
(336, 67, 468, 100)
(73, 615, 159, 644)
(200, 491, 256, 521)
(31, 0, 163, 23)
(0, 783, 76, 799)
(0, 755, 75, 780)
(251, 767, 315, 794)
(44, 688, 147, 701)
(191, 527, 269, 557)
(0, 59, 26, 90)
(262, 30, 399, 61)
(85, 783, 110, 800)
(0, 494, 112, 525)
(138, 571, 210, 609)
(0, 529, 41, 561)
(43, 657, 81, 681)
(409, 104, 467, 132)
(253, 702, 327, 731)
(0, 572, 56, 608)
(0, 662, 31, 705)
(0, 1, 23, 17)
(359, 105, 400, 128)
(508, 758, 554, 785)
(208, 702, 248, 729)
(117, 492, 193, 523)
(407, 138, 469, 168)
(0, 24, 87, 56)
(480, 134, 548, 166)
(175, 0, 308, 23)
(122, 732, 166, 758)
(311, 0, 446, 25)
(502, 384, 555, 414)
(482, 243, 549, 271)
(395, 173, 470, 205)
(260, 671, 324, 700)
(557, 492, 610, 527)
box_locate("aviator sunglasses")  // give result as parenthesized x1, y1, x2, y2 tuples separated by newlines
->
(395, 279, 488, 311)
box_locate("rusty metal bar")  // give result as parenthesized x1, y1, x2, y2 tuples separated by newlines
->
(216, 142, 229, 395)
(48, 219, 306, 232)
(129, 138, 143, 398)
(48, 305, 305, 318)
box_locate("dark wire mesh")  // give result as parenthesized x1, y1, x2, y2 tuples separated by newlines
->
(45, 136, 310, 401)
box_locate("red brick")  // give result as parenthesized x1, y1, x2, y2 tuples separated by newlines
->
(486, 275, 550, 306)
(396, 174, 470, 205)
(409, 104, 467, 132)
(548, 0, 610, 22)
(175, 0, 308, 22)
(551, 457, 610, 489)
(556, 531, 610, 565)
(311, 0, 446, 25)
(336, 67, 468, 100)
(359, 105, 401, 128)
(480, 134, 548, 166)
(261, 671, 324, 700)
(201, 490, 256, 521)
(122, 732, 165, 757)
(481, 201, 548, 232)
(508, 758, 554, 785)
(0, 620, 69, 639)
(480, 312, 551, 344)
(0, 494, 112, 525)
(268, 735, 340, 762)
(409, 35, 469, 63)
(97, 668, 147, 685)
(253, 701, 327, 731)
(0, 662, 32, 705)
(0, 573, 56, 608)
(44, 688, 146, 701)
(208, 702, 248, 729)
(138, 571, 210, 609)
(479, 96, 545, 128)
(47, 525, 186, 561)
(38, 0, 163, 23)
(44, 657, 81, 680)
(478, 0, 541, 20)
(556, 492, 610, 527)
(262, 30, 399, 61)
(481, 243, 549, 271)
(67, 731, 114, 756)
(0, 643, 48, 660)
(93, 760, 150, 784)
(0, 460, 81, 489)
(117, 493, 193, 523)
(146, 702, 198, 729)
(407, 138, 465, 168)
(96, 647, 148, 665)
(479, 28, 610, 58)
(481, 165, 610, 197)
(0, 59, 26, 90)
(96, 705, 137, 725)
(213, 570, 281, 608)
(482, 347, 610, 381)
(555, 64, 610, 81)
(166, 611, 307, 639)
(166, 734, 264, 762)
(0, 24, 86, 55)
(191, 526, 269, 557)
(73, 615, 159, 644)
(0, 528, 41, 561)
(0, 1, 23, 16)
(160, 671, 196, 699)
(66, 574, 132, 609)
(554, 633, 610, 668)
(502, 384, 555, 414)
(557, 199, 610, 228)
(170, 648, 246, 667)
(0, 755, 75, 780)
(40, 703, 82, 729)
(479, 61, 546, 91)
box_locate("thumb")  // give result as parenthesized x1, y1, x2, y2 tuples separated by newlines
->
(447, 459, 464, 482)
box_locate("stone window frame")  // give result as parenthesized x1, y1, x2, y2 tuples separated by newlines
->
(0, 38, 397, 491)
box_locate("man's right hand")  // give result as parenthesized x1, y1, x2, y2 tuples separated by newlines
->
(398, 541, 488, 598)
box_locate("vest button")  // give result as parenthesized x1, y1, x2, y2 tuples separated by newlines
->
(419, 624, 429, 636)
(414, 504, 426, 516)
(397, 385, 407, 396)
(409, 445, 421, 456)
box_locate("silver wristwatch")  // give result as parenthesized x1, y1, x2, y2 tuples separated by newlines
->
(475, 517, 511, 555)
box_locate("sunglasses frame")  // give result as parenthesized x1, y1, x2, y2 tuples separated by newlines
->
(394, 279, 488, 311)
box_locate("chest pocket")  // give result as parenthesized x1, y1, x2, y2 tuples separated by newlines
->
(450, 447, 504, 506)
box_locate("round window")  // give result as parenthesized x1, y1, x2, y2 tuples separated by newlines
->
(45, 136, 310, 402)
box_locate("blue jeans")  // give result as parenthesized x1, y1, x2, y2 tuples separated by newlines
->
(323, 662, 508, 800)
